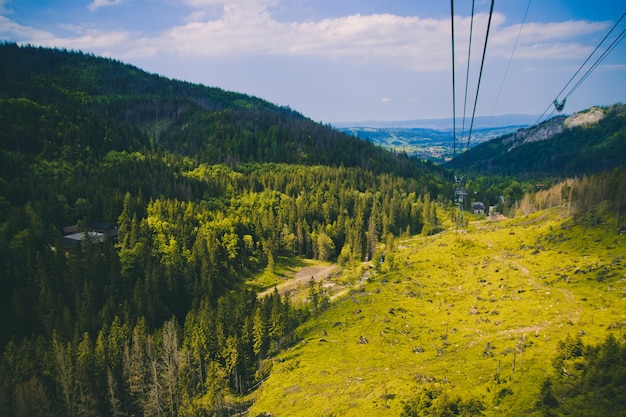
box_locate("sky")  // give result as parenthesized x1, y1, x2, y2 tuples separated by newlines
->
(1, 0, 625, 124)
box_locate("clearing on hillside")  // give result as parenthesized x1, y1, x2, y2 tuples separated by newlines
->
(248, 210, 626, 416)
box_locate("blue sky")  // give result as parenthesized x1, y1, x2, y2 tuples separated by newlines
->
(1, 0, 625, 123)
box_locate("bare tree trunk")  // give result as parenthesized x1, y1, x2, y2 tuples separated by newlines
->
(512, 351, 516, 373)
(53, 337, 76, 417)
(124, 327, 148, 415)
(107, 368, 126, 417)
(161, 320, 180, 416)
(145, 335, 163, 417)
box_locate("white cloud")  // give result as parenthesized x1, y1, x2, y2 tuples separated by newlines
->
(87, 0, 125, 13)
(0, 16, 54, 41)
(146, 11, 455, 72)
(3, 2, 614, 74)
(488, 20, 608, 60)
(596, 64, 626, 72)
(183, 0, 280, 10)
(0, 16, 131, 53)
(143, 9, 609, 71)
(61, 31, 132, 52)
(181, 0, 280, 21)
(381, 97, 392, 103)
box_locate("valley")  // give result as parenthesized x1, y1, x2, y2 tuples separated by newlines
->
(336, 125, 526, 163)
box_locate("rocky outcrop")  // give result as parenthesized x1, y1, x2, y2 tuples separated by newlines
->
(564, 107, 605, 128)
(503, 116, 566, 151)
(503, 107, 605, 152)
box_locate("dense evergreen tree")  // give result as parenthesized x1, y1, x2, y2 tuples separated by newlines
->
(537, 333, 626, 416)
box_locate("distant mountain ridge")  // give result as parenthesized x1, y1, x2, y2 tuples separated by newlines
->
(333, 114, 540, 130)
(334, 114, 538, 162)
(336, 125, 527, 163)
(444, 104, 626, 178)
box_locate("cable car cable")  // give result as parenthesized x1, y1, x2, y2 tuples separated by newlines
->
(533, 11, 626, 127)
(489, 0, 532, 123)
(555, 12, 625, 103)
(460, 0, 476, 145)
(463, 0, 496, 173)
(450, 0, 458, 175)
(564, 25, 626, 101)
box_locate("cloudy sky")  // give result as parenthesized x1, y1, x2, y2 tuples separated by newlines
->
(1, 0, 625, 123)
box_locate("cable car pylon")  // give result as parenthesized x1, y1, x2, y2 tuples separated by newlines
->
(454, 174, 467, 231)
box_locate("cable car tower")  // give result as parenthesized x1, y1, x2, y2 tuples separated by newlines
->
(454, 174, 467, 230)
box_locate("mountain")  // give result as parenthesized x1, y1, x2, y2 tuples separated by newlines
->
(445, 104, 626, 178)
(0, 43, 434, 177)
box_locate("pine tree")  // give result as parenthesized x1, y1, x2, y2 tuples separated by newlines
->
(252, 307, 268, 359)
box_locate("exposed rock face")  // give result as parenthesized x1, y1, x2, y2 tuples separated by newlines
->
(502, 107, 605, 152)
(564, 107, 605, 128)
(503, 116, 567, 151)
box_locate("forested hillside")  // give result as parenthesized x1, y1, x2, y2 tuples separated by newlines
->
(1, 43, 625, 417)
(0, 42, 439, 175)
(446, 104, 626, 178)
(0, 44, 447, 416)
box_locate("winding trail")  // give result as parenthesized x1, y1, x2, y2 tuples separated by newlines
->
(258, 264, 339, 299)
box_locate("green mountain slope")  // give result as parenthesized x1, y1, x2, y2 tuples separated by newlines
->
(445, 104, 626, 178)
(249, 209, 626, 416)
(0, 43, 446, 335)
(0, 43, 437, 177)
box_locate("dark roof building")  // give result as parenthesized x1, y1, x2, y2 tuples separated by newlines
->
(472, 202, 486, 215)
(60, 231, 106, 249)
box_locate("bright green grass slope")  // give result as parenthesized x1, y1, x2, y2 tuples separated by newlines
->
(248, 209, 626, 416)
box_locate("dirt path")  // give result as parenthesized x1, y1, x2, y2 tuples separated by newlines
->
(258, 264, 338, 299)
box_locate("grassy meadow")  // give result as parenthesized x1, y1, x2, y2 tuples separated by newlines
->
(248, 208, 626, 416)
